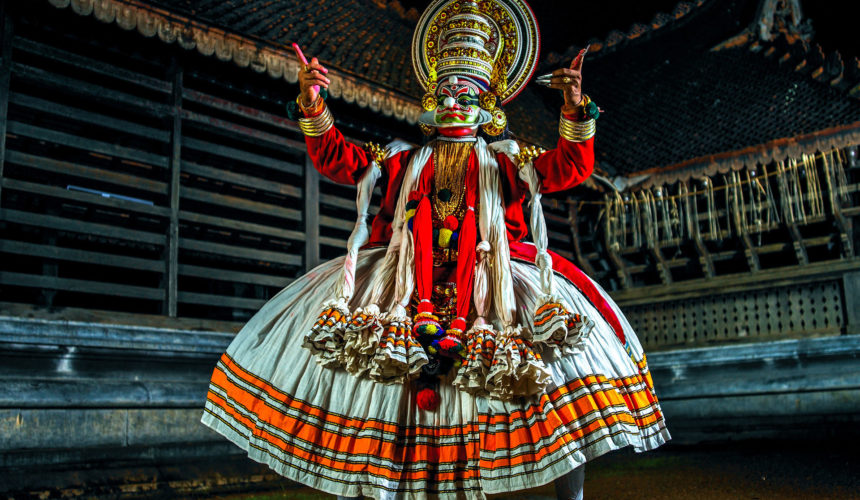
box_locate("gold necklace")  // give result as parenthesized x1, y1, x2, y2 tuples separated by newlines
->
(432, 141, 473, 221)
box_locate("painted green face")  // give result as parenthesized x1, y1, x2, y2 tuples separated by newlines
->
(434, 77, 482, 127)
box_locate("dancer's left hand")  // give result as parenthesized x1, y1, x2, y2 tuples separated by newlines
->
(545, 48, 586, 110)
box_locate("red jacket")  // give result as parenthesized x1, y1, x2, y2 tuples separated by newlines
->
(303, 125, 626, 344)
(305, 126, 594, 246)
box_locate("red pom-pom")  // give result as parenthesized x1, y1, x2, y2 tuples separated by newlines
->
(417, 388, 440, 411)
(408, 190, 421, 202)
(417, 301, 434, 314)
(450, 317, 467, 332)
(443, 215, 459, 231)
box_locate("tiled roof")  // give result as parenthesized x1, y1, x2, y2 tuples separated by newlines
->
(49, 0, 860, 172)
(145, 0, 423, 95)
(531, 0, 860, 175)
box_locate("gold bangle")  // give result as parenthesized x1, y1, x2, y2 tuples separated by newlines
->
(559, 113, 595, 142)
(298, 104, 334, 137)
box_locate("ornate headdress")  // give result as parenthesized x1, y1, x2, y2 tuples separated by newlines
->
(412, 0, 540, 134)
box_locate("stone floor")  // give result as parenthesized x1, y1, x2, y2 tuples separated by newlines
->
(4, 440, 857, 499)
(199, 441, 859, 500)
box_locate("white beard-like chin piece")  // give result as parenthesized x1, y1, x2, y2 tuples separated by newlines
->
(418, 109, 493, 128)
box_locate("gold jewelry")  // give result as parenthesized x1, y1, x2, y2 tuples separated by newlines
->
(562, 76, 572, 84)
(479, 92, 497, 110)
(298, 104, 334, 137)
(559, 113, 595, 142)
(422, 92, 437, 111)
(481, 107, 506, 136)
(514, 145, 546, 167)
(297, 94, 324, 115)
(432, 141, 472, 221)
(419, 123, 435, 136)
(303, 64, 310, 73)
(365, 142, 385, 164)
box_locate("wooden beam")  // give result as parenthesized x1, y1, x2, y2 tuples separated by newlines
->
(181, 187, 302, 221)
(182, 137, 303, 176)
(304, 154, 320, 272)
(731, 189, 762, 271)
(182, 87, 302, 134)
(567, 203, 597, 277)
(1, 208, 166, 245)
(823, 152, 854, 258)
(0, 10, 12, 207)
(7, 121, 169, 168)
(0, 272, 163, 301)
(179, 210, 305, 242)
(181, 160, 302, 198)
(602, 218, 632, 289)
(11, 92, 170, 142)
(12, 63, 172, 117)
(685, 187, 715, 278)
(843, 271, 860, 335)
(13, 37, 171, 94)
(180, 238, 301, 266)
(1, 178, 169, 217)
(612, 257, 860, 306)
(164, 61, 183, 317)
(178, 263, 293, 288)
(177, 291, 266, 310)
(6, 150, 167, 194)
(181, 109, 306, 151)
(648, 245, 673, 285)
(785, 220, 809, 265)
(0, 240, 164, 272)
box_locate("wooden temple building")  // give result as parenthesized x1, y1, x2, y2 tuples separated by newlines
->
(1, 0, 858, 495)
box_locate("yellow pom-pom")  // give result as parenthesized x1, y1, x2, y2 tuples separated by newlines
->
(425, 324, 438, 335)
(438, 228, 453, 248)
(405, 208, 416, 221)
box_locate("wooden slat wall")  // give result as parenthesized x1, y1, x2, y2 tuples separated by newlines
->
(0, 9, 332, 322)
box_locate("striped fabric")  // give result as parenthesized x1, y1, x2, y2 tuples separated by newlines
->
(201, 249, 669, 499)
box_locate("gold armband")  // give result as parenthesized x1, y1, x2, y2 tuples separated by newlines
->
(559, 113, 596, 142)
(298, 104, 334, 137)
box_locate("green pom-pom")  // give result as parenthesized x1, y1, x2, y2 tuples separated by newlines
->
(286, 100, 301, 120)
(585, 101, 600, 121)
(320, 88, 328, 101)
(406, 200, 419, 211)
(437, 189, 452, 202)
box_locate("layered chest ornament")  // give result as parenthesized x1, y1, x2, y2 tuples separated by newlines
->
(431, 140, 473, 263)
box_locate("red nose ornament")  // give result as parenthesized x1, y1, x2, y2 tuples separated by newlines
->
(417, 387, 440, 411)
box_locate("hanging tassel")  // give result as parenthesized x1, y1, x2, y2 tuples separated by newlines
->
(704, 177, 720, 240)
(453, 241, 496, 395)
(631, 194, 642, 248)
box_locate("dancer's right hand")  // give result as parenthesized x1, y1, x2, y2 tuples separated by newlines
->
(298, 56, 330, 107)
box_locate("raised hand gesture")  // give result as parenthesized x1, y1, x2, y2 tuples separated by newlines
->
(536, 46, 587, 112)
(292, 43, 330, 107)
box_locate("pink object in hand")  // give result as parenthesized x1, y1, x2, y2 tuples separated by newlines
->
(292, 43, 327, 95)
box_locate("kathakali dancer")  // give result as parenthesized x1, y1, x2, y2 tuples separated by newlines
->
(202, 0, 670, 498)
